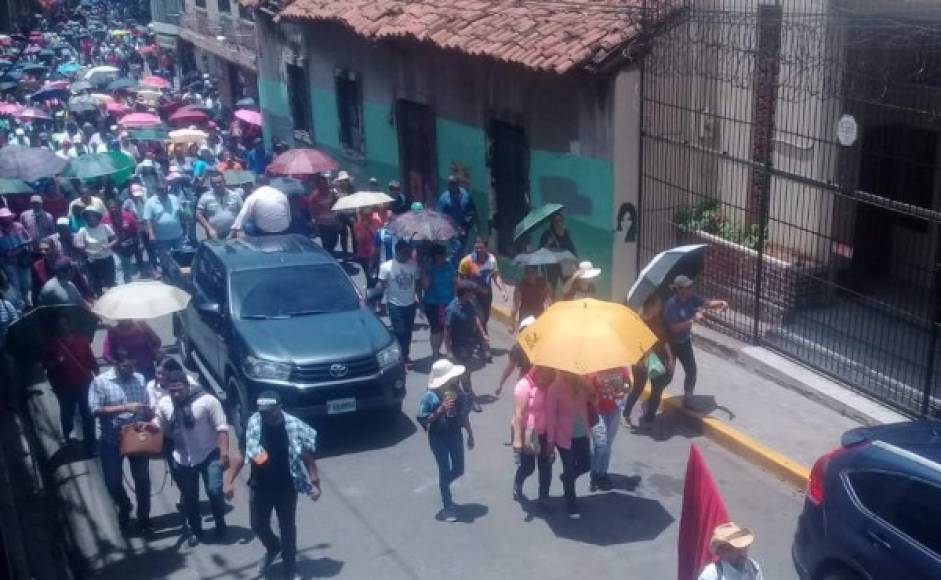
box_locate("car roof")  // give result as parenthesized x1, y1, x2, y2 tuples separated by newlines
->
(202, 234, 336, 270)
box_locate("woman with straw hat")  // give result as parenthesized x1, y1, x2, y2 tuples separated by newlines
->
(561, 260, 601, 301)
(417, 359, 476, 522)
(699, 522, 763, 580)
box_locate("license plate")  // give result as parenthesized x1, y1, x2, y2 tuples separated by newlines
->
(326, 398, 356, 415)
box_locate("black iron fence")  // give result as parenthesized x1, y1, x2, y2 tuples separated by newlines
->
(639, 0, 941, 416)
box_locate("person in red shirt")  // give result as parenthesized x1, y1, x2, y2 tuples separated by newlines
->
(41, 315, 98, 455)
(102, 198, 140, 284)
(352, 208, 380, 288)
(102, 319, 162, 381)
(588, 366, 632, 492)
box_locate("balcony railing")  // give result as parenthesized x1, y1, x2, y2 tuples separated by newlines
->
(180, 11, 256, 53)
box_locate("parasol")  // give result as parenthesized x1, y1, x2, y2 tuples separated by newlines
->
(267, 148, 338, 176)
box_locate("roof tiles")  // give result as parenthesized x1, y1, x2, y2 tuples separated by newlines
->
(276, 0, 649, 74)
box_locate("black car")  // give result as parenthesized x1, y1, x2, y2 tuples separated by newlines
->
(792, 421, 941, 580)
(173, 235, 406, 440)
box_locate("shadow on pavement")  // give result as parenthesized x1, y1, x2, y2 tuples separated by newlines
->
(315, 413, 418, 458)
(525, 492, 674, 546)
(96, 546, 188, 579)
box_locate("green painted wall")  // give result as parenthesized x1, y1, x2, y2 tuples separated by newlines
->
(310, 87, 339, 149)
(529, 151, 615, 298)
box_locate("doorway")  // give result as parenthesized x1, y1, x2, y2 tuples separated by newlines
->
(854, 124, 937, 285)
(488, 119, 529, 255)
(396, 100, 437, 206)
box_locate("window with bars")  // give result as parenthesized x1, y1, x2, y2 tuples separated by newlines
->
(287, 63, 312, 142)
(217, 0, 231, 13)
(336, 69, 364, 157)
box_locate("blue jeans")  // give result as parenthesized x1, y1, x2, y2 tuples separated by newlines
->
(99, 439, 151, 522)
(1, 263, 30, 306)
(428, 428, 464, 508)
(175, 448, 226, 535)
(388, 303, 416, 360)
(153, 237, 183, 274)
(590, 403, 623, 476)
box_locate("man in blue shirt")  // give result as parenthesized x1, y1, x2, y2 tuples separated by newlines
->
(445, 281, 488, 412)
(142, 183, 185, 275)
(246, 138, 271, 175)
(437, 175, 477, 260)
(661, 275, 728, 408)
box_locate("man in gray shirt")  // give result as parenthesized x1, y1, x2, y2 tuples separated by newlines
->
(39, 258, 91, 310)
(196, 171, 243, 240)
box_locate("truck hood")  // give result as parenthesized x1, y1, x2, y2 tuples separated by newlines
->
(234, 308, 391, 365)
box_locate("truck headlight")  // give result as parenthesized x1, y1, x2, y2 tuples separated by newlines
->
(242, 356, 292, 381)
(376, 342, 402, 370)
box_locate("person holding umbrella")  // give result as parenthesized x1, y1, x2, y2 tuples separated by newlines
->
(545, 371, 593, 519)
(622, 293, 674, 430)
(540, 212, 577, 293)
(511, 365, 555, 508)
(421, 244, 456, 359)
(662, 275, 727, 409)
(417, 359, 475, 522)
(437, 175, 477, 261)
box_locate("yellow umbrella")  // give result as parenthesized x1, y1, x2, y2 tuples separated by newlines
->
(169, 128, 208, 145)
(517, 298, 658, 375)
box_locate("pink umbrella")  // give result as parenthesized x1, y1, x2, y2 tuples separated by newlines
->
(106, 101, 131, 116)
(168, 106, 208, 126)
(234, 109, 262, 127)
(0, 103, 23, 117)
(139, 75, 169, 89)
(43, 80, 70, 91)
(118, 112, 163, 129)
(16, 107, 51, 121)
(267, 148, 339, 176)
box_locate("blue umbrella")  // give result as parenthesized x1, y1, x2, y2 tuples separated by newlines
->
(57, 62, 80, 74)
(30, 87, 69, 101)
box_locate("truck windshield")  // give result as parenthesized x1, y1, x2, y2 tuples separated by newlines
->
(231, 265, 360, 319)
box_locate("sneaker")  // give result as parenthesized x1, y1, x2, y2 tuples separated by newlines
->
(589, 474, 600, 492)
(257, 547, 281, 575)
(443, 507, 458, 522)
(187, 533, 201, 548)
(471, 398, 483, 413)
(596, 475, 614, 492)
(567, 502, 581, 520)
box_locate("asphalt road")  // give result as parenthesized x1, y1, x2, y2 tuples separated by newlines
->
(86, 306, 803, 580)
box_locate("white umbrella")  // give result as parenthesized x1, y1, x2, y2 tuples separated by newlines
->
(513, 248, 578, 267)
(83, 65, 119, 84)
(331, 190, 394, 212)
(169, 128, 208, 145)
(93, 280, 192, 320)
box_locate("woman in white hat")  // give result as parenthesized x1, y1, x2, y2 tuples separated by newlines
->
(699, 522, 762, 580)
(73, 206, 117, 296)
(416, 359, 475, 522)
(561, 260, 601, 301)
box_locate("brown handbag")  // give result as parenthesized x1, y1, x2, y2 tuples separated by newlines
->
(119, 422, 164, 458)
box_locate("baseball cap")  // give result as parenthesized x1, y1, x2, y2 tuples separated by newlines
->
(29, 195, 43, 204)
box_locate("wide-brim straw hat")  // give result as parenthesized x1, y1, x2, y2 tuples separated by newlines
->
(428, 359, 466, 390)
(709, 522, 755, 554)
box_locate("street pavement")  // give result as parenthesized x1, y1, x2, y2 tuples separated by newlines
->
(56, 309, 805, 580)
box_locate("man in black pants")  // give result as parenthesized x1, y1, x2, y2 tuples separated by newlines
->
(661, 275, 728, 409)
(225, 391, 322, 580)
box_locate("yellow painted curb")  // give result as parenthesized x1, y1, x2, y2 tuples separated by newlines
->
(491, 303, 811, 490)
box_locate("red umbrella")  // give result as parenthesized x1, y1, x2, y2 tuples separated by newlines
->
(0, 103, 23, 116)
(267, 148, 339, 176)
(137, 45, 156, 55)
(106, 101, 131, 116)
(119, 112, 163, 129)
(42, 80, 70, 91)
(168, 106, 208, 126)
(140, 75, 169, 89)
(234, 109, 262, 127)
(677, 444, 730, 580)
(16, 107, 51, 121)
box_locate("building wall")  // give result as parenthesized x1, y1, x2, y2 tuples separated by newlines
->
(258, 20, 624, 296)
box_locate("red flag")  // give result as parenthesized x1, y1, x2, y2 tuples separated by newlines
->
(677, 444, 730, 580)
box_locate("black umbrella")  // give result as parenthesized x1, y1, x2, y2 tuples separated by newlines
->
(20, 63, 47, 74)
(0, 145, 69, 181)
(269, 176, 305, 196)
(626, 244, 706, 310)
(107, 77, 137, 91)
(0, 82, 17, 93)
(6, 305, 98, 362)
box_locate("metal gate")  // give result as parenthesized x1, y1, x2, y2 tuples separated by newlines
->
(639, 0, 941, 416)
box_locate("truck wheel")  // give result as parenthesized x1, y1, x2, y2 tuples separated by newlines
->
(225, 376, 249, 453)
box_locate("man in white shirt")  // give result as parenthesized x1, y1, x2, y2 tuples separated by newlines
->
(698, 522, 763, 580)
(378, 240, 418, 365)
(153, 368, 230, 545)
(229, 185, 290, 237)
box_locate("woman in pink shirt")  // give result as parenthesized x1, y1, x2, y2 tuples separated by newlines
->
(511, 366, 556, 508)
(545, 371, 593, 519)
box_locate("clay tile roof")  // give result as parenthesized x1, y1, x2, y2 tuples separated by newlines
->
(277, 0, 654, 74)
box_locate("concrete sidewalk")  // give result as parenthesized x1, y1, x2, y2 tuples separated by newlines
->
(488, 285, 909, 488)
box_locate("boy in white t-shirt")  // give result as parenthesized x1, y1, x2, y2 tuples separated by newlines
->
(378, 240, 418, 366)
